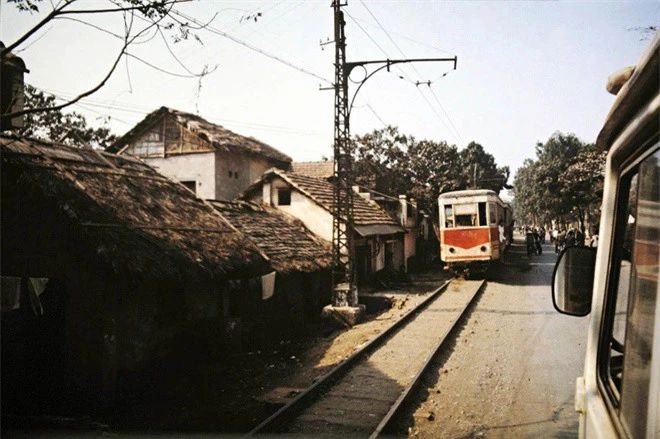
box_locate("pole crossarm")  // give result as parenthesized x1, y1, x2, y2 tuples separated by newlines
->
(344, 56, 457, 77)
(346, 56, 458, 120)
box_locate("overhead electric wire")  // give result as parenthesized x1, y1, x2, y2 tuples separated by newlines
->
(260, 1, 306, 27)
(358, 0, 463, 144)
(27, 84, 324, 136)
(346, 11, 462, 142)
(172, 10, 332, 85)
(426, 86, 464, 144)
(223, 0, 285, 33)
(225, 1, 313, 71)
(367, 104, 388, 128)
(345, 12, 390, 59)
(345, 13, 455, 56)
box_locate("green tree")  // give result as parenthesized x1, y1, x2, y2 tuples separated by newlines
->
(512, 158, 542, 225)
(15, 85, 117, 148)
(352, 126, 412, 199)
(459, 141, 511, 192)
(513, 131, 605, 229)
(351, 127, 509, 220)
(560, 146, 606, 230)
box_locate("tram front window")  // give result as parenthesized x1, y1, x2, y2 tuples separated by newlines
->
(454, 204, 478, 227)
(456, 214, 477, 227)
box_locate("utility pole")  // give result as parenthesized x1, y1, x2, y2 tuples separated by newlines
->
(327, 0, 458, 319)
(329, 0, 357, 310)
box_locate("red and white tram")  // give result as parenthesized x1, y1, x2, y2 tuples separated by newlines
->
(438, 189, 510, 275)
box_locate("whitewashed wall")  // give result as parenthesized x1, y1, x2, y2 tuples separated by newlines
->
(267, 177, 334, 243)
(145, 152, 216, 199)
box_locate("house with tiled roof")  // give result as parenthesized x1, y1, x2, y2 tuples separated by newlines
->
(291, 160, 334, 179)
(1, 134, 273, 416)
(241, 169, 406, 285)
(107, 107, 292, 200)
(210, 200, 333, 338)
(292, 160, 434, 272)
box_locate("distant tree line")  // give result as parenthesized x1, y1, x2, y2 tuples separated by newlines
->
(350, 126, 511, 219)
(512, 131, 606, 232)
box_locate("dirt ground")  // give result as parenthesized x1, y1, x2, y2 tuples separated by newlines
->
(110, 269, 453, 434)
(398, 237, 587, 438)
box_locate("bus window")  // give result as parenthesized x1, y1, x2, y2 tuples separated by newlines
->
(598, 147, 659, 438)
(444, 205, 454, 228)
(478, 202, 487, 226)
(455, 204, 477, 227)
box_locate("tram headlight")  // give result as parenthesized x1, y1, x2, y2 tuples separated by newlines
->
(480, 246, 487, 252)
(449, 247, 455, 253)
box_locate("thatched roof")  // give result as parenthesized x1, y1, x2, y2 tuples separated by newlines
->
(209, 200, 332, 274)
(1, 134, 271, 280)
(107, 106, 292, 164)
(291, 161, 334, 179)
(241, 169, 402, 227)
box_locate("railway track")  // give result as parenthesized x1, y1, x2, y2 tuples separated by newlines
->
(248, 278, 486, 438)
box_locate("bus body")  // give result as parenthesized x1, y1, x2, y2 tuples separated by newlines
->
(552, 33, 659, 438)
(438, 189, 509, 273)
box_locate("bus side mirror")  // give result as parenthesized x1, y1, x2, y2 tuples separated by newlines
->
(552, 246, 597, 316)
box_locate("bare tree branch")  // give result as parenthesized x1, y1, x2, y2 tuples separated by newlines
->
(2, 1, 72, 56)
(3, 6, 172, 119)
(2, 0, 189, 57)
(124, 52, 216, 78)
(56, 16, 125, 39)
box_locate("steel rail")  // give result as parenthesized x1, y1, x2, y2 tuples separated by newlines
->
(370, 279, 487, 438)
(246, 278, 453, 436)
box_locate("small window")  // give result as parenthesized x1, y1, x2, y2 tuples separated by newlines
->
(478, 202, 487, 226)
(180, 180, 196, 194)
(489, 203, 497, 224)
(278, 188, 291, 206)
(234, 172, 239, 179)
(228, 171, 233, 178)
(444, 205, 454, 228)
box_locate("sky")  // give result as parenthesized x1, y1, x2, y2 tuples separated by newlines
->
(2, 0, 658, 184)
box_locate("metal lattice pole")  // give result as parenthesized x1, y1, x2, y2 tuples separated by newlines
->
(331, 0, 357, 306)
(329, 1, 457, 308)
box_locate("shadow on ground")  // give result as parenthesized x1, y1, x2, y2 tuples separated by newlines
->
(486, 240, 557, 287)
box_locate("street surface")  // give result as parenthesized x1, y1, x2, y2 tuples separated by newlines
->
(402, 234, 589, 438)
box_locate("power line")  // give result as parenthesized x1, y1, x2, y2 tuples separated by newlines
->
(426, 86, 464, 144)
(345, 12, 390, 59)
(367, 104, 387, 128)
(172, 10, 332, 85)
(27, 84, 325, 136)
(414, 87, 461, 144)
(261, 1, 306, 27)
(345, 13, 455, 56)
(359, 0, 424, 80)
(358, 0, 463, 144)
